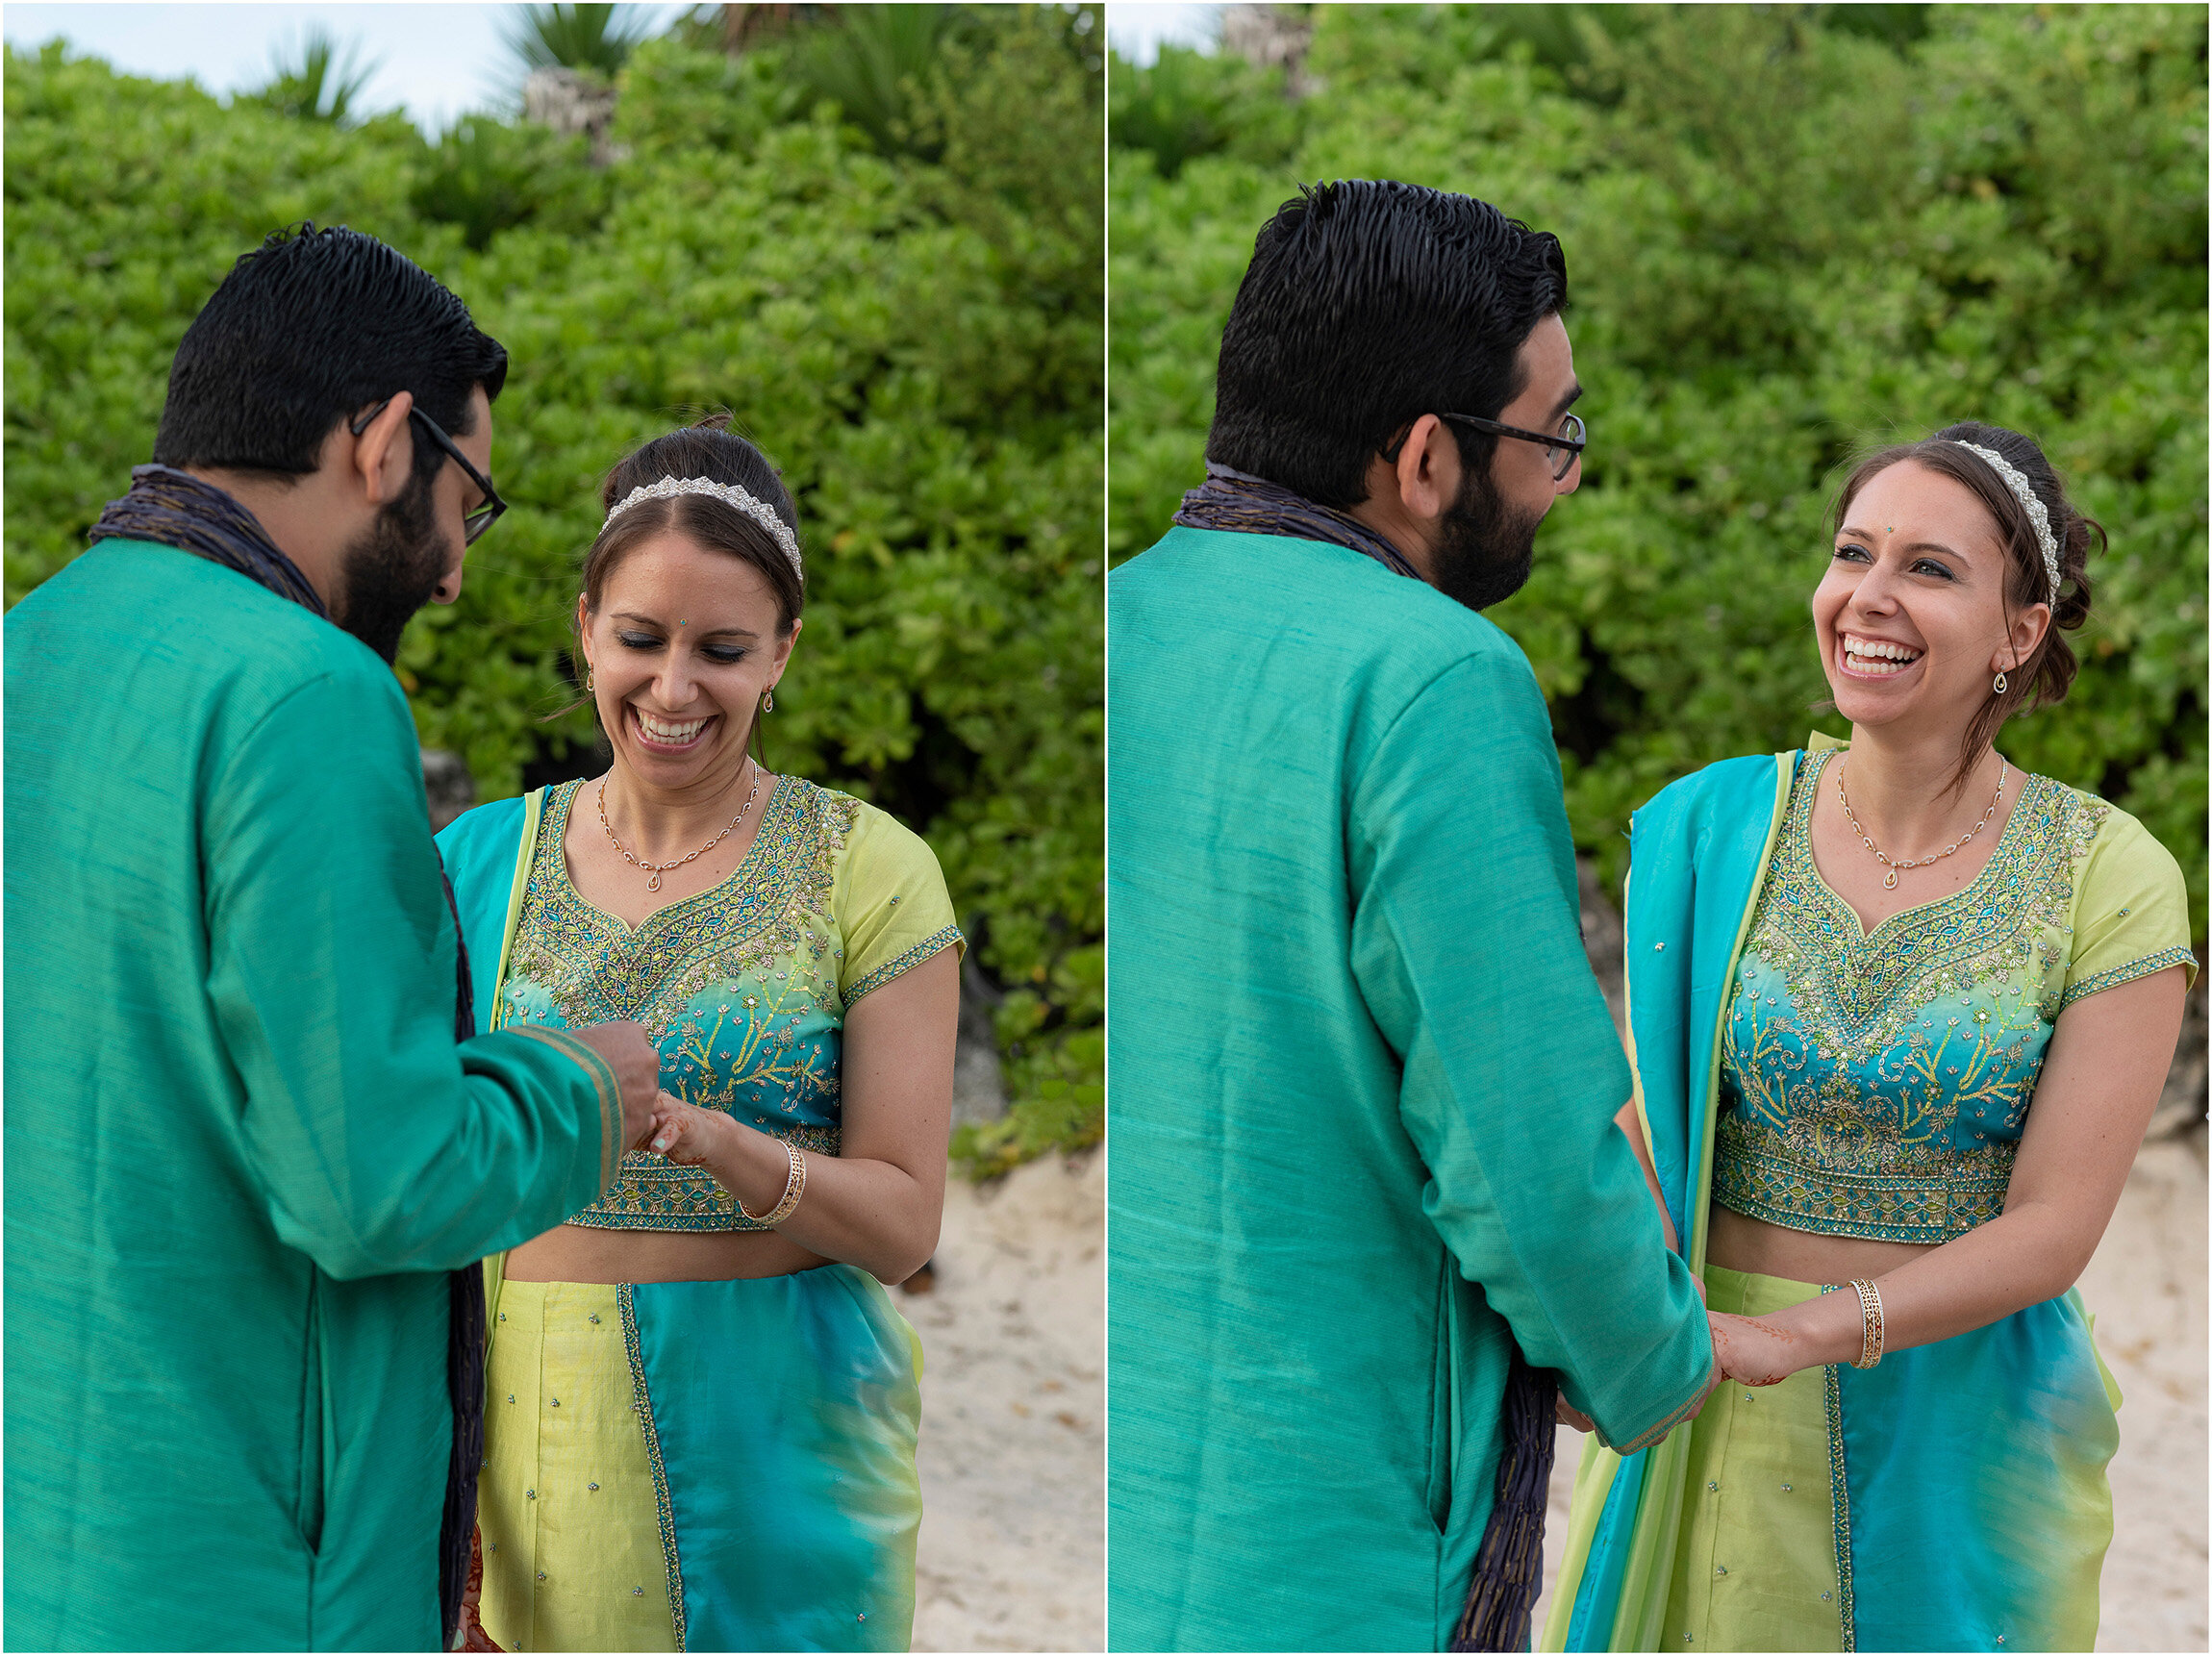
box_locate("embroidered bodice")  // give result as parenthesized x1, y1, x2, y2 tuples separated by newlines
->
(495, 775, 963, 1231)
(1713, 748, 2194, 1244)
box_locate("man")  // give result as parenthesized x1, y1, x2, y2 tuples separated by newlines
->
(1107, 182, 1717, 1651)
(5, 225, 662, 1651)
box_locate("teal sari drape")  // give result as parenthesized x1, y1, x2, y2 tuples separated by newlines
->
(1546, 750, 2122, 1654)
(438, 796, 926, 1652)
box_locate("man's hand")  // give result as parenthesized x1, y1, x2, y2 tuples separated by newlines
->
(565, 1019, 662, 1151)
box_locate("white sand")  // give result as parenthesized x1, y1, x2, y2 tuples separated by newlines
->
(908, 1151, 1105, 1653)
(1526, 1129, 2209, 1650)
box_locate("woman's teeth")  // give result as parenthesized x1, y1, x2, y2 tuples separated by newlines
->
(637, 711, 709, 743)
(1842, 637, 1923, 676)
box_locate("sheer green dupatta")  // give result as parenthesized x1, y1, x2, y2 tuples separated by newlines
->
(1541, 753, 1796, 1652)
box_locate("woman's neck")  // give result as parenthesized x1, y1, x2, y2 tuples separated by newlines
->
(597, 756, 767, 865)
(1838, 722, 2006, 860)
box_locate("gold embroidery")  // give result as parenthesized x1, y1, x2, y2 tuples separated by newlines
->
(1714, 753, 2109, 1244)
(618, 1284, 687, 1651)
(844, 925, 964, 1004)
(502, 777, 856, 1233)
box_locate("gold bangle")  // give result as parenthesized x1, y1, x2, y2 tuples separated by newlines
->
(1848, 1278, 1885, 1369)
(739, 1138, 807, 1226)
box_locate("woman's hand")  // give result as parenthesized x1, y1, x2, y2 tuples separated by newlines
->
(1707, 1310, 1810, 1387)
(647, 1093, 734, 1169)
(1556, 1394, 1596, 1433)
(645, 1094, 800, 1217)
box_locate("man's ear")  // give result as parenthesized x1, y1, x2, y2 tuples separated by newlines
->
(1393, 414, 1458, 525)
(351, 391, 415, 507)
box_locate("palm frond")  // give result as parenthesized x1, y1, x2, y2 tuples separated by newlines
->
(255, 27, 380, 124)
(505, 4, 660, 78)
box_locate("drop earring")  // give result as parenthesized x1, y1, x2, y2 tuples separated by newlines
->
(761, 688, 774, 714)
(1992, 669, 2009, 695)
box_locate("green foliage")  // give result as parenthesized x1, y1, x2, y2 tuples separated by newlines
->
(506, 4, 658, 78)
(253, 27, 380, 125)
(783, 3, 968, 159)
(412, 118, 611, 251)
(1106, 44, 1299, 180)
(1110, 4, 2207, 941)
(4, 8, 1103, 1172)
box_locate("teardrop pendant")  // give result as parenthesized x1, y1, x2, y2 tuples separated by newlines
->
(1883, 870, 1898, 890)
(646, 869, 663, 891)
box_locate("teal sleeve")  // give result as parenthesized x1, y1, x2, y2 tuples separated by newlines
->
(203, 665, 617, 1280)
(1348, 647, 1714, 1450)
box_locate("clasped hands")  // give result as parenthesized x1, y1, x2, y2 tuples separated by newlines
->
(1554, 1310, 1801, 1437)
(564, 1020, 761, 1180)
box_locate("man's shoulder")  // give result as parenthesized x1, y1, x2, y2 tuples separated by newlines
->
(13, 543, 410, 783)
(19, 540, 376, 683)
(1114, 524, 1530, 681)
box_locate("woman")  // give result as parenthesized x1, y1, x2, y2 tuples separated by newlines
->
(1543, 422, 2193, 1653)
(438, 416, 963, 1652)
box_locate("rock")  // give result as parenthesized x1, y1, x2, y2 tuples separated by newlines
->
(522, 66, 625, 167)
(954, 952, 1009, 1128)
(2148, 976, 2208, 1142)
(422, 748, 475, 833)
(1219, 4, 1319, 97)
(1577, 856, 1626, 1037)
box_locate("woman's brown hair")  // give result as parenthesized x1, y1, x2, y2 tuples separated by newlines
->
(1830, 420, 2102, 792)
(582, 412, 804, 632)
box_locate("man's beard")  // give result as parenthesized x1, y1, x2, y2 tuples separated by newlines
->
(1428, 461, 1544, 613)
(336, 472, 447, 665)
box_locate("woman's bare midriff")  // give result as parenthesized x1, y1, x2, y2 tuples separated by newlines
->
(503, 1223, 831, 1284)
(1705, 1201, 1937, 1286)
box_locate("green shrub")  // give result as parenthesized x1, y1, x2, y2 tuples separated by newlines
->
(1107, 44, 1300, 180)
(1109, 3, 2206, 941)
(412, 118, 610, 250)
(5, 8, 1104, 1173)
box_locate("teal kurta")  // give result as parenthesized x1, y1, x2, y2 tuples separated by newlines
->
(1107, 527, 1715, 1652)
(5, 542, 625, 1651)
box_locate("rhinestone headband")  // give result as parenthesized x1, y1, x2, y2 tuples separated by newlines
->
(1948, 441, 2059, 600)
(604, 476, 803, 580)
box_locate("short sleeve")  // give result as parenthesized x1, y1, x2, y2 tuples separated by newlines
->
(834, 800, 965, 1005)
(2062, 805, 2198, 1009)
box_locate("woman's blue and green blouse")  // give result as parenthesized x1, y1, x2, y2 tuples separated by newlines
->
(1714, 747, 2196, 1244)
(493, 775, 963, 1232)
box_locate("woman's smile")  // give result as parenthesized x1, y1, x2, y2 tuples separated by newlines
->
(1836, 631, 1925, 681)
(628, 703, 718, 755)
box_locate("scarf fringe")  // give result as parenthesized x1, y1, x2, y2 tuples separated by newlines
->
(1449, 1350, 1559, 1653)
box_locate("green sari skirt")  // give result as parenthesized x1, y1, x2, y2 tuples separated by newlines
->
(1553, 1263, 2122, 1652)
(481, 1264, 923, 1652)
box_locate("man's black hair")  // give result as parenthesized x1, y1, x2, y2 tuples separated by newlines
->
(1205, 180, 1569, 508)
(153, 223, 508, 484)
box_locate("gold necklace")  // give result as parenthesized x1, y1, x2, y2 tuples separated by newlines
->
(1836, 756, 2006, 891)
(598, 761, 761, 892)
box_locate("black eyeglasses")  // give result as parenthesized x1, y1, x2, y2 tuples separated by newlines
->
(1384, 411, 1588, 482)
(349, 398, 508, 544)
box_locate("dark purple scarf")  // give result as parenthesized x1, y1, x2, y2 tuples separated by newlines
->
(93, 463, 485, 1646)
(1171, 461, 1423, 579)
(88, 464, 329, 615)
(1176, 458, 1558, 1651)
